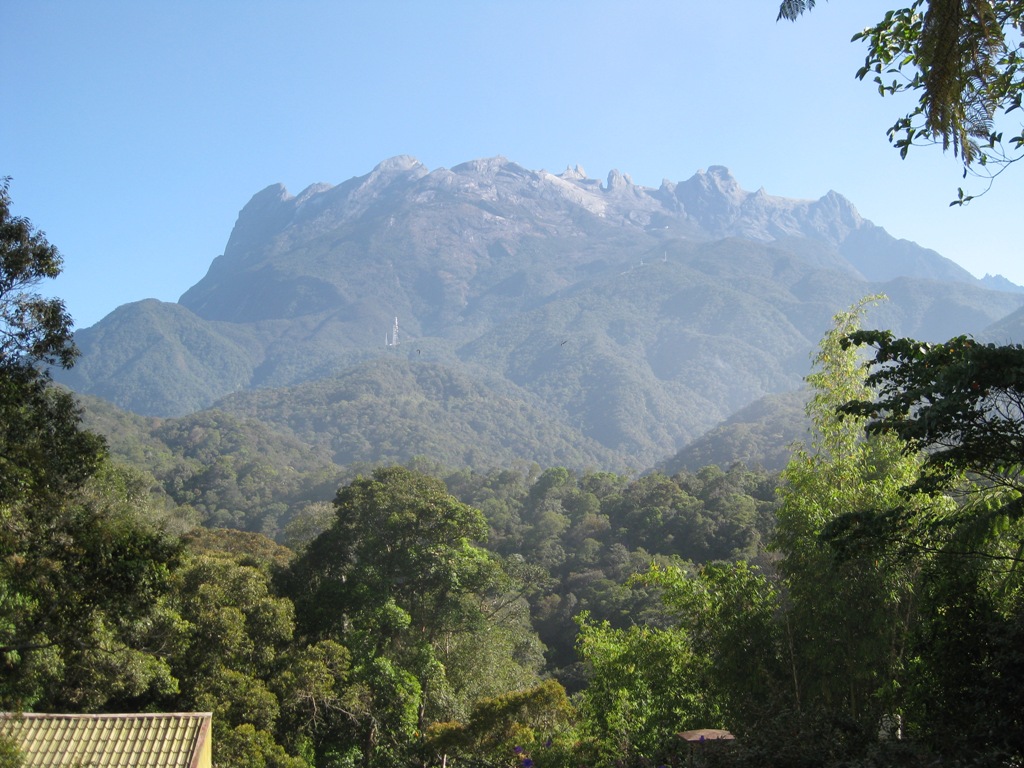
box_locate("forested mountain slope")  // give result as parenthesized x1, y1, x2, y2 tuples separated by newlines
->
(659, 389, 812, 474)
(57, 156, 1024, 470)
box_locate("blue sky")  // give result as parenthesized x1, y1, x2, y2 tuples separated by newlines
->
(4, 1, 1022, 329)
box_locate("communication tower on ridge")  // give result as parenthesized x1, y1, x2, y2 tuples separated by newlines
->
(386, 317, 399, 347)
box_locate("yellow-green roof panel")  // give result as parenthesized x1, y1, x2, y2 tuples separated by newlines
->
(0, 712, 212, 768)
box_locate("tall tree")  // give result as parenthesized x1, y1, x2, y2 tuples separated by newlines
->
(838, 329, 1024, 561)
(0, 178, 103, 509)
(285, 467, 541, 767)
(639, 561, 785, 733)
(0, 181, 181, 710)
(574, 613, 714, 766)
(1, 463, 181, 711)
(772, 298, 929, 733)
(288, 466, 495, 649)
(841, 330, 1024, 487)
(836, 328, 1024, 759)
(158, 545, 309, 768)
(0, 177, 77, 373)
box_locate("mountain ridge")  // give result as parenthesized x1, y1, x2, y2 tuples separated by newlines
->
(57, 156, 1024, 471)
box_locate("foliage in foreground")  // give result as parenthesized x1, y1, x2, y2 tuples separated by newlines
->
(4, 175, 1024, 765)
(780, 0, 1024, 202)
(6, 295, 1024, 765)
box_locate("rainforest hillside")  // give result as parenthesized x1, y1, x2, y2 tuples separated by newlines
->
(56, 157, 1024, 472)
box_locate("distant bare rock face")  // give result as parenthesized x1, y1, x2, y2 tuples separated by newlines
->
(58, 156, 1024, 471)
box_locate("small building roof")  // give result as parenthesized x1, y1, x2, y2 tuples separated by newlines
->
(0, 712, 212, 768)
(678, 728, 735, 743)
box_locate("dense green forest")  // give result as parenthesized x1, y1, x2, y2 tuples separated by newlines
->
(5, 151, 1024, 766)
(6, 13, 1024, 757)
(5, 288, 1024, 765)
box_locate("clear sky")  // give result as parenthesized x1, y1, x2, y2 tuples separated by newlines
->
(4, 1, 1022, 329)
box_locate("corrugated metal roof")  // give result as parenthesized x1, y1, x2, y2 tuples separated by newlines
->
(0, 712, 212, 768)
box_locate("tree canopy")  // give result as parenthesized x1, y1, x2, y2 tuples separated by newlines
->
(0, 178, 77, 371)
(0, 179, 104, 508)
(0, 183, 179, 712)
(836, 329, 1024, 572)
(840, 330, 1024, 488)
(779, 1, 1024, 200)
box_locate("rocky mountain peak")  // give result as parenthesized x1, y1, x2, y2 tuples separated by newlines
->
(294, 182, 333, 206)
(356, 155, 429, 193)
(981, 273, 1024, 293)
(803, 190, 865, 244)
(605, 169, 635, 191)
(688, 165, 746, 204)
(373, 155, 425, 174)
(449, 156, 536, 181)
(222, 183, 296, 260)
(559, 165, 588, 181)
(671, 165, 752, 233)
(816, 189, 862, 225)
(178, 155, 1008, 329)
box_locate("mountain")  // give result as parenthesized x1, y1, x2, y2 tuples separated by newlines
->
(658, 390, 812, 475)
(58, 156, 1024, 471)
(212, 358, 625, 471)
(64, 299, 263, 416)
(980, 274, 1024, 294)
